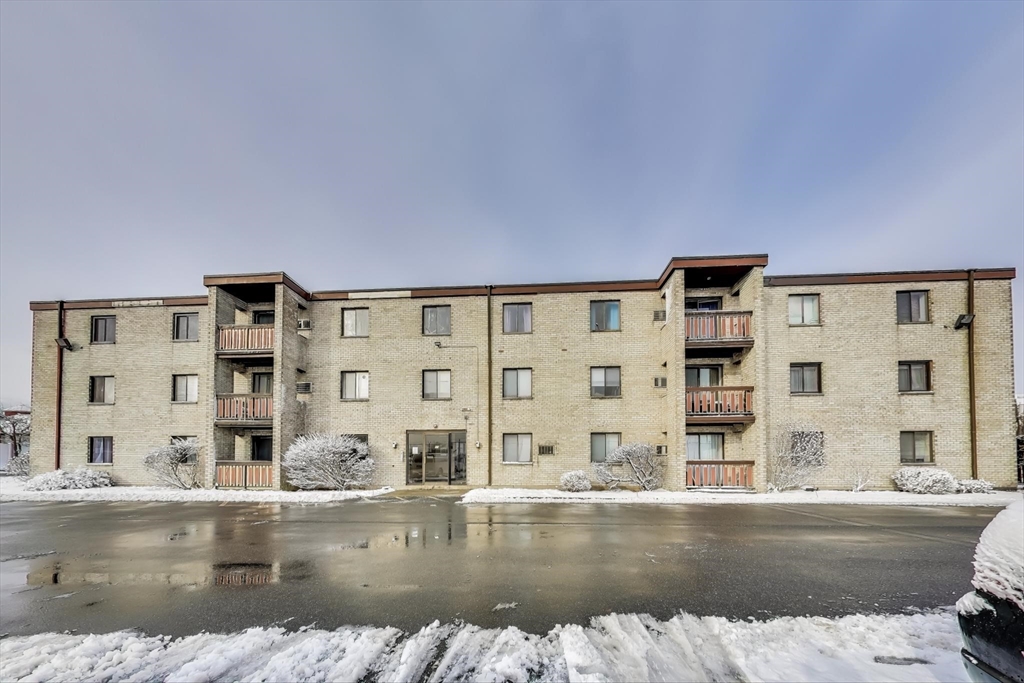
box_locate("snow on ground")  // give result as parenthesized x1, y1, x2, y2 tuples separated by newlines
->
(0, 608, 967, 682)
(968, 498, 1024, 611)
(0, 477, 392, 504)
(461, 487, 1022, 506)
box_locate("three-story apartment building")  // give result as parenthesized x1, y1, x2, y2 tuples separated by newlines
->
(28, 254, 1018, 491)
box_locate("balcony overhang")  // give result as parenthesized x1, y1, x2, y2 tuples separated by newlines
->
(686, 414, 755, 426)
(214, 419, 273, 428)
(685, 338, 754, 355)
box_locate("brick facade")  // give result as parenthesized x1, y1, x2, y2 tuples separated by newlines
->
(28, 257, 1019, 490)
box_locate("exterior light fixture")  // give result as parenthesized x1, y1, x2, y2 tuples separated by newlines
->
(55, 337, 73, 350)
(954, 314, 975, 330)
(434, 341, 442, 348)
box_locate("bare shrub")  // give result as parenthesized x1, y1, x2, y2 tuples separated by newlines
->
(6, 454, 30, 477)
(848, 462, 875, 492)
(559, 470, 592, 492)
(283, 433, 375, 490)
(1, 408, 30, 475)
(594, 443, 664, 491)
(767, 424, 825, 492)
(143, 439, 202, 489)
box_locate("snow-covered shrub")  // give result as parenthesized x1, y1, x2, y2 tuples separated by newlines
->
(144, 439, 202, 489)
(767, 424, 825, 492)
(6, 454, 30, 477)
(283, 433, 375, 490)
(891, 467, 958, 494)
(594, 443, 663, 491)
(848, 463, 874, 493)
(25, 467, 113, 491)
(957, 478, 994, 494)
(559, 470, 592, 492)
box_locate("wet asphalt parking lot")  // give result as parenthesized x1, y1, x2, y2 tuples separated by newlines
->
(0, 496, 1001, 637)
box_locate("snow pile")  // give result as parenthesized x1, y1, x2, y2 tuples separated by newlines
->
(1, 477, 393, 504)
(891, 468, 958, 494)
(956, 479, 994, 494)
(969, 498, 1024, 611)
(558, 470, 591, 492)
(24, 467, 112, 491)
(460, 487, 1021, 507)
(0, 609, 967, 682)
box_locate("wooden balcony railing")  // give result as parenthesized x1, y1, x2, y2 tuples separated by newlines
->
(686, 460, 754, 488)
(685, 386, 753, 415)
(685, 311, 752, 341)
(216, 394, 273, 421)
(215, 461, 274, 489)
(217, 324, 274, 352)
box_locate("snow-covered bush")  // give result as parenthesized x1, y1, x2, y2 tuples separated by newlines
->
(957, 478, 994, 494)
(25, 467, 113, 491)
(891, 467, 958, 494)
(594, 443, 663, 491)
(847, 463, 875, 492)
(767, 424, 825, 492)
(559, 470, 592, 492)
(144, 440, 202, 489)
(283, 433, 375, 490)
(6, 454, 30, 477)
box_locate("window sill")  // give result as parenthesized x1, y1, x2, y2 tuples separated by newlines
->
(171, 401, 198, 405)
(899, 391, 934, 395)
(503, 396, 533, 400)
(87, 463, 113, 466)
(340, 336, 370, 339)
(590, 329, 621, 333)
(896, 321, 932, 325)
(340, 398, 369, 402)
(90, 341, 115, 345)
(501, 461, 533, 466)
(88, 402, 114, 406)
(791, 392, 823, 396)
(422, 397, 452, 401)
(788, 323, 821, 328)
(591, 395, 623, 399)
(423, 333, 452, 337)
(900, 461, 935, 466)
(172, 339, 200, 343)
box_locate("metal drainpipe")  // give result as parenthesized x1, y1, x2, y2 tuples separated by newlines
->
(486, 284, 493, 486)
(967, 270, 978, 479)
(54, 300, 65, 471)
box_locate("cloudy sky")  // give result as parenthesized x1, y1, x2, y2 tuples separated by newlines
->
(1, 1, 1022, 403)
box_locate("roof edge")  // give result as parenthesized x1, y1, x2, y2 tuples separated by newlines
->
(30, 295, 209, 311)
(764, 267, 1016, 287)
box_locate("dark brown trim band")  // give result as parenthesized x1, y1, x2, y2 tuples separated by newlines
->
(30, 296, 209, 311)
(657, 255, 769, 288)
(203, 272, 310, 300)
(764, 268, 1015, 287)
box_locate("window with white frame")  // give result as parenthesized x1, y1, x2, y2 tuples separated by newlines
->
(172, 374, 198, 403)
(342, 308, 369, 337)
(503, 368, 532, 398)
(590, 432, 621, 463)
(422, 306, 451, 335)
(89, 436, 113, 464)
(502, 433, 532, 463)
(89, 376, 115, 404)
(503, 303, 532, 333)
(591, 367, 621, 397)
(423, 370, 451, 399)
(788, 294, 820, 325)
(341, 371, 369, 400)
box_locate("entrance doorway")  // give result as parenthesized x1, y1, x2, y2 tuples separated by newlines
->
(407, 431, 466, 485)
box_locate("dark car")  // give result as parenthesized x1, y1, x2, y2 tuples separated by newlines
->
(957, 500, 1024, 683)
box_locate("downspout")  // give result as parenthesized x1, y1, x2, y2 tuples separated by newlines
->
(486, 285, 493, 486)
(54, 300, 65, 471)
(967, 270, 978, 479)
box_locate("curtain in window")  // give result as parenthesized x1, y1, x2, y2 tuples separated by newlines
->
(591, 368, 605, 395)
(591, 433, 606, 462)
(910, 292, 925, 322)
(503, 306, 515, 333)
(911, 364, 927, 391)
(90, 437, 112, 464)
(900, 432, 916, 461)
(520, 305, 531, 333)
(803, 296, 818, 324)
(437, 371, 451, 398)
(424, 307, 437, 334)
(788, 296, 803, 324)
(423, 371, 437, 398)
(517, 369, 531, 397)
(503, 369, 517, 397)
(356, 372, 369, 399)
(606, 303, 620, 330)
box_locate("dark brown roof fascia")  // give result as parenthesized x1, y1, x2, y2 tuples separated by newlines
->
(764, 268, 1016, 287)
(656, 254, 769, 288)
(202, 272, 310, 300)
(490, 280, 658, 296)
(29, 295, 209, 311)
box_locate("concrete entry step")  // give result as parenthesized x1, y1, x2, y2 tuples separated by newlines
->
(378, 486, 472, 500)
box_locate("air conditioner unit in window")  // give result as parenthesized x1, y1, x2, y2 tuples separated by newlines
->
(296, 382, 312, 394)
(655, 445, 668, 455)
(654, 377, 668, 388)
(297, 319, 312, 330)
(653, 310, 667, 321)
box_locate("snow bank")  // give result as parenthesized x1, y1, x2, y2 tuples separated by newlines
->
(969, 498, 1024, 611)
(461, 487, 1022, 507)
(0, 477, 392, 504)
(0, 609, 967, 682)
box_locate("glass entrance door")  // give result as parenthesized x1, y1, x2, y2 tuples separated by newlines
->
(406, 431, 467, 485)
(424, 433, 449, 482)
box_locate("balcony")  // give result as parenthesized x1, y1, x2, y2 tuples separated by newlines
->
(216, 324, 274, 358)
(685, 386, 754, 425)
(215, 394, 273, 426)
(686, 460, 754, 488)
(215, 461, 274, 489)
(685, 311, 753, 353)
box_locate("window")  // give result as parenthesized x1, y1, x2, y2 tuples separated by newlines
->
(685, 366, 721, 387)
(900, 431, 932, 463)
(502, 433, 532, 463)
(897, 291, 929, 323)
(422, 370, 451, 399)
(590, 432, 621, 463)
(788, 295, 820, 325)
(252, 372, 273, 394)
(251, 435, 273, 461)
(685, 298, 721, 311)
(422, 306, 451, 335)
(253, 310, 275, 325)
(91, 316, 116, 343)
(342, 308, 369, 337)
(655, 445, 668, 455)
(898, 361, 931, 392)
(171, 436, 198, 463)
(590, 301, 620, 331)
(89, 436, 113, 464)
(503, 303, 532, 333)
(172, 374, 199, 403)
(503, 368, 532, 398)
(686, 433, 724, 460)
(538, 444, 555, 455)
(89, 376, 115, 404)
(591, 367, 621, 397)
(341, 371, 369, 400)
(790, 363, 821, 394)
(173, 313, 199, 341)
(654, 376, 668, 388)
